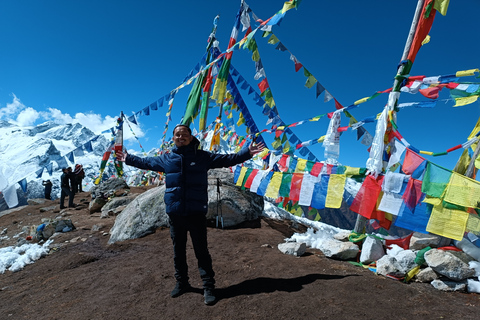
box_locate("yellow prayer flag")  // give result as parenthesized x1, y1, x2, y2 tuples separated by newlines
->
(466, 213, 480, 234)
(376, 112, 382, 120)
(433, 0, 450, 16)
(237, 112, 245, 126)
(295, 159, 307, 173)
(252, 49, 260, 62)
(271, 138, 282, 150)
(236, 167, 248, 187)
(422, 196, 442, 206)
(277, 125, 285, 131)
(344, 166, 360, 176)
(419, 150, 434, 156)
(282, 140, 291, 154)
(310, 115, 322, 122)
(325, 174, 346, 209)
(444, 172, 480, 209)
(456, 69, 480, 77)
(265, 172, 282, 198)
(317, 135, 326, 143)
(426, 204, 469, 241)
(257, 148, 269, 159)
(266, 97, 275, 107)
(267, 34, 279, 45)
(354, 97, 369, 105)
(454, 95, 479, 107)
(421, 34, 431, 46)
(281, 1, 296, 13)
(454, 148, 471, 174)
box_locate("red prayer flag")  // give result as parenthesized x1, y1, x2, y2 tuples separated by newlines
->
(244, 169, 259, 189)
(407, 0, 436, 63)
(289, 173, 304, 202)
(350, 175, 384, 219)
(334, 98, 344, 110)
(258, 78, 270, 93)
(337, 126, 349, 132)
(294, 61, 303, 72)
(402, 148, 426, 176)
(402, 177, 424, 211)
(310, 162, 323, 177)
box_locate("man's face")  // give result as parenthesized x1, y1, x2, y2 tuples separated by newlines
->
(173, 126, 193, 147)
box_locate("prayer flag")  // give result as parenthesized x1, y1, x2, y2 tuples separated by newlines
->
(265, 172, 283, 198)
(289, 173, 304, 202)
(426, 204, 469, 241)
(421, 162, 451, 198)
(350, 175, 384, 219)
(310, 175, 329, 210)
(325, 174, 346, 208)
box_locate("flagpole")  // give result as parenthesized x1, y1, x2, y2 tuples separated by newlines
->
(354, 0, 425, 234)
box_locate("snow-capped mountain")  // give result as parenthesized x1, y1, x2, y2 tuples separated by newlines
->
(0, 120, 111, 209)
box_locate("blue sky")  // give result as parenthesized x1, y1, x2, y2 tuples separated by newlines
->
(0, 0, 479, 170)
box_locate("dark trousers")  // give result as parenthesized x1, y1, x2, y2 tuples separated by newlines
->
(60, 187, 74, 208)
(169, 214, 215, 289)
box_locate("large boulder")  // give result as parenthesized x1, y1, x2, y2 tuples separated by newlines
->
(409, 232, 448, 250)
(431, 279, 467, 292)
(320, 239, 359, 260)
(359, 236, 385, 264)
(90, 178, 129, 200)
(108, 186, 168, 244)
(424, 249, 476, 281)
(108, 168, 264, 243)
(101, 195, 138, 217)
(206, 183, 263, 227)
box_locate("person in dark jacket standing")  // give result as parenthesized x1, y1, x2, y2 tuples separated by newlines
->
(116, 124, 264, 305)
(42, 180, 53, 200)
(60, 167, 75, 209)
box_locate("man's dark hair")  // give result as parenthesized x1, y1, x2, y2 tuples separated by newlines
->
(173, 124, 192, 135)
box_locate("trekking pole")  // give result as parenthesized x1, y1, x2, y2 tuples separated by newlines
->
(216, 178, 224, 228)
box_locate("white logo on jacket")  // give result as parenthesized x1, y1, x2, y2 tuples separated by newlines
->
(190, 162, 196, 166)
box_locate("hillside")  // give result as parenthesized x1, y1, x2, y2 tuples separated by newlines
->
(0, 187, 478, 319)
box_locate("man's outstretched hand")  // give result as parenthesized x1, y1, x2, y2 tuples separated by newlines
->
(248, 142, 266, 156)
(116, 150, 127, 162)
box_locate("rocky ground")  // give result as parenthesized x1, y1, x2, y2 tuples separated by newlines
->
(0, 187, 479, 319)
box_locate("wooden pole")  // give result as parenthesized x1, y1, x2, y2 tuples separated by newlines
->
(353, 0, 425, 234)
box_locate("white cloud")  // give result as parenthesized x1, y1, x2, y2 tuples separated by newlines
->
(15, 107, 40, 127)
(0, 94, 26, 120)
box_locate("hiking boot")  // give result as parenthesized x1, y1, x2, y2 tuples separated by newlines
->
(170, 282, 190, 298)
(204, 288, 216, 305)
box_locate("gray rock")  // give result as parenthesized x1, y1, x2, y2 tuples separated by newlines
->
(108, 186, 168, 244)
(320, 239, 359, 260)
(39, 205, 57, 212)
(376, 255, 398, 276)
(278, 242, 306, 257)
(359, 236, 385, 264)
(394, 250, 417, 273)
(101, 195, 137, 217)
(90, 178, 129, 200)
(27, 198, 46, 206)
(409, 232, 447, 250)
(89, 197, 107, 214)
(424, 249, 476, 281)
(206, 169, 264, 227)
(416, 267, 438, 283)
(431, 279, 467, 292)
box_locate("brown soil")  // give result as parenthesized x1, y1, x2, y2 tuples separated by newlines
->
(0, 187, 479, 320)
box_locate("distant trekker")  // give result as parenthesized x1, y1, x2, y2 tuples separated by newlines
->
(73, 164, 85, 193)
(42, 180, 53, 200)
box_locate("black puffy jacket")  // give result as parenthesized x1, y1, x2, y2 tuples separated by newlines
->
(125, 137, 252, 216)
